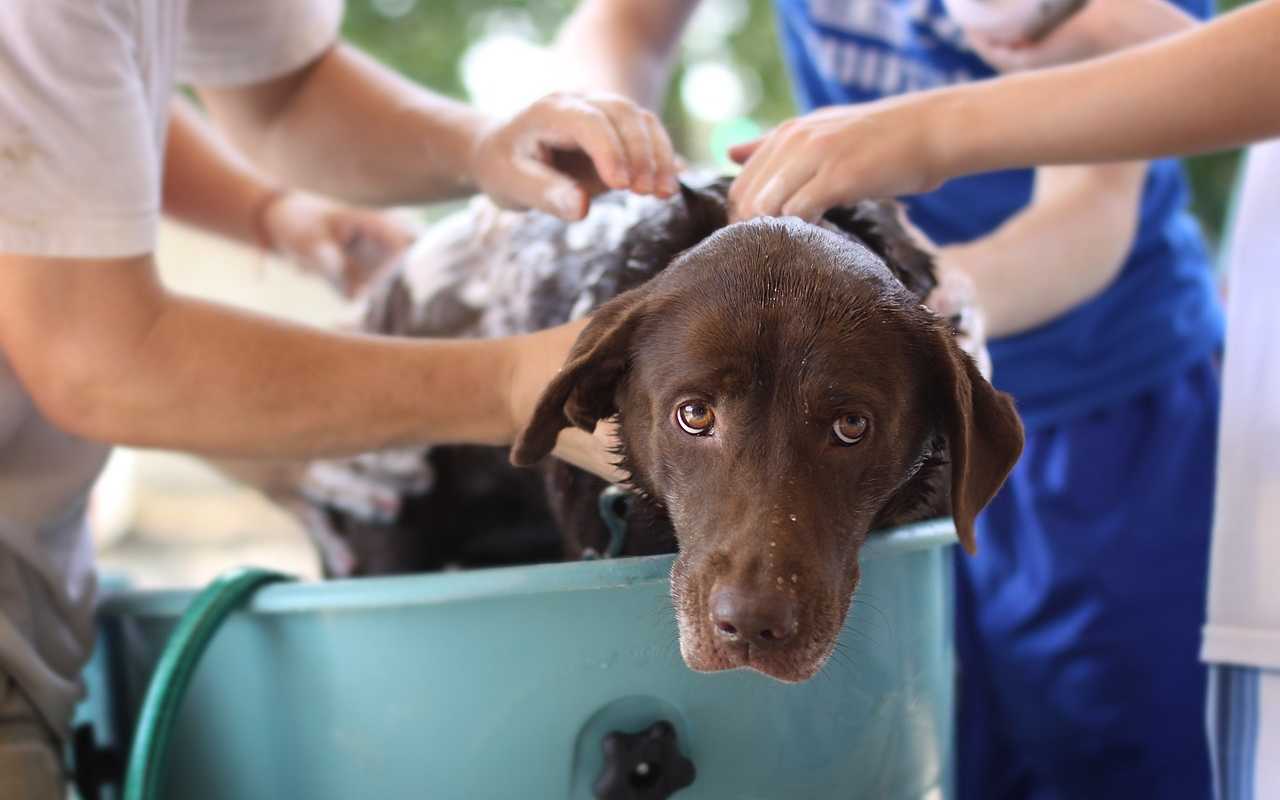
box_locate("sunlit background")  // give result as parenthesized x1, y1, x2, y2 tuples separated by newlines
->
(345, 0, 789, 173)
(95, 0, 1248, 588)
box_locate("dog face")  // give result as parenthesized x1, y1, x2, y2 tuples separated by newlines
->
(514, 216, 1022, 683)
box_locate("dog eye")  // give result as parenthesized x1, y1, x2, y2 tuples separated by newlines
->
(676, 401, 715, 436)
(832, 415, 868, 445)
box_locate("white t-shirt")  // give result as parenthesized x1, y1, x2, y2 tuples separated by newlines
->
(1202, 139, 1280, 670)
(0, 0, 342, 737)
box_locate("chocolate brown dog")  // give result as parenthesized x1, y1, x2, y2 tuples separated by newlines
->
(509, 186, 1022, 682)
(239, 178, 1022, 684)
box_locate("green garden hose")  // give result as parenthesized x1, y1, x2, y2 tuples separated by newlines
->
(123, 567, 293, 800)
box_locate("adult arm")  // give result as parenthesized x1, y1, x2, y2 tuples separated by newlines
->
(163, 98, 277, 247)
(728, 0, 1280, 216)
(197, 44, 677, 218)
(554, 0, 699, 109)
(163, 98, 414, 296)
(0, 2, 624, 477)
(0, 252, 617, 477)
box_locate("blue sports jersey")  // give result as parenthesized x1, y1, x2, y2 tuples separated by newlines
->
(774, 0, 1225, 429)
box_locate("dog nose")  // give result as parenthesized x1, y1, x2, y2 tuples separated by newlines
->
(710, 586, 798, 645)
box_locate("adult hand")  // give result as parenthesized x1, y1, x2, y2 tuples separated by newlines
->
(263, 191, 417, 298)
(470, 91, 679, 222)
(727, 98, 947, 223)
(504, 319, 627, 483)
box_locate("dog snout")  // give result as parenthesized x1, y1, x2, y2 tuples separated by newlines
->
(709, 584, 799, 646)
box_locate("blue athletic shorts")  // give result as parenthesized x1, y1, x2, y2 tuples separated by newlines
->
(956, 357, 1220, 799)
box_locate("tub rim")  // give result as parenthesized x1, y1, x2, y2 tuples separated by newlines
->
(99, 518, 955, 618)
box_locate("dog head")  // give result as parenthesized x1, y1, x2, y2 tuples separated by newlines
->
(512, 196, 1022, 683)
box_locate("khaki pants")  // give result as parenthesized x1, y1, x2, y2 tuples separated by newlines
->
(0, 675, 65, 800)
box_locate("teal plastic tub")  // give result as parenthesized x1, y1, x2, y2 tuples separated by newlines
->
(87, 519, 956, 799)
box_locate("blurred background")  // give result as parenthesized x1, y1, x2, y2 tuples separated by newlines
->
(96, 0, 1250, 588)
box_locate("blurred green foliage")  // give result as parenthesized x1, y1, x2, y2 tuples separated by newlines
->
(343, 0, 1244, 247)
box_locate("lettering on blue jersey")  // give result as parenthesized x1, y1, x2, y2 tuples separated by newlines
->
(802, 27, 974, 93)
(795, 0, 977, 95)
(807, 0, 970, 50)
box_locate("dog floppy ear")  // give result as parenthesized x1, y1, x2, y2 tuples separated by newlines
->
(510, 288, 651, 467)
(511, 181, 723, 468)
(927, 323, 1024, 554)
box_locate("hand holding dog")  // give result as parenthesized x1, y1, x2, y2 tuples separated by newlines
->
(504, 319, 628, 484)
(726, 98, 951, 224)
(263, 191, 418, 298)
(471, 91, 679, 222)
